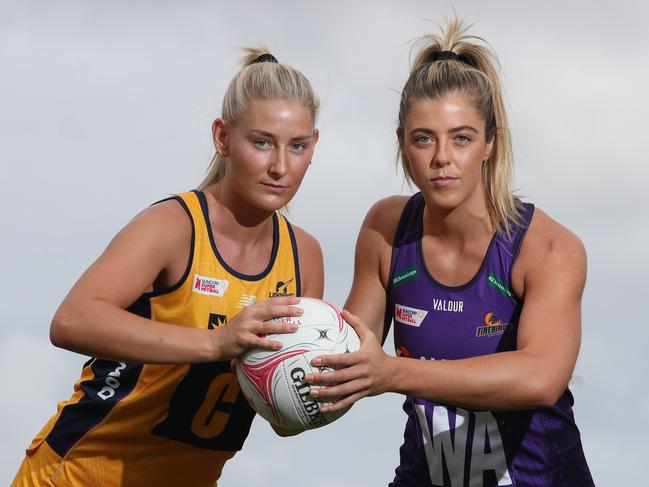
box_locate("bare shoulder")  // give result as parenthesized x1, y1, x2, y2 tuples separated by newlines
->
(515, 207, 587, 294)
(125, 198, 192, 244)
(62, 196, 195, 309)
(522, 207, 585, 261)
(356, 195, 411, 288)
(289, 223, 322, 258)
(287, 222, 324, 298)
(363, 194, 411, 240)
(105, 197, 193, 274)
(131, 197, 192, 229)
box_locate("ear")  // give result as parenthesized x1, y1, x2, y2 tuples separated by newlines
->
(212, 118, 229, 156)
(312, 127, 320, 145)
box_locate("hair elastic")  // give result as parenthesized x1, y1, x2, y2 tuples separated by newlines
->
(254, 53, 278, 64)
(434, 50, 458, 62)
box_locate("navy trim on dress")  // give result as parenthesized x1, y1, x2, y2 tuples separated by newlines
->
(508, 202, 535, 301)
(284, 217, 302, 297)
(193, 190, 280, 282)
(46, 360, 143, 457)
(384, 194, 422, 344)
(413, 193, 499, 293)
(142, 195, 196, 298)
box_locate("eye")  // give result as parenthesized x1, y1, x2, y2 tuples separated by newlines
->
(415, 135, 434, 144)
(455, 134, 472, 144)
(290, 142, 307, 151)
(254, 139, 271, 149)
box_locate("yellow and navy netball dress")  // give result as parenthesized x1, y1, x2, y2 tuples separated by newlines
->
(14, 190, 302, 487)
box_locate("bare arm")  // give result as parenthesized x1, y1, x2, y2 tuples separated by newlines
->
(309, 209, 586, 411)
(50, 200, 302, 364)
(344, 196, 409, 341)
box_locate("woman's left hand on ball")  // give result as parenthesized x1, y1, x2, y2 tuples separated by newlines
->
(305, 310, 392, 413)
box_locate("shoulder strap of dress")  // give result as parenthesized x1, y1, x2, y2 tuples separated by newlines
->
(149, 191, 198, 231)
(393, 192, 425, 247)
(493, 201, 535, 271)
(276, 212, 301, 297)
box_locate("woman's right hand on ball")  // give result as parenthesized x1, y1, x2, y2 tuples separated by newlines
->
(211, 296, 302, 361)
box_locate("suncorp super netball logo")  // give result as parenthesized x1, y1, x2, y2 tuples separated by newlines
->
(394, 303, 428, 327)
(192, 274, 229, 297)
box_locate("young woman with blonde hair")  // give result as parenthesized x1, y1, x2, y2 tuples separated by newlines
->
(307, 20, 594, 486)
(13, 47, 322, 486)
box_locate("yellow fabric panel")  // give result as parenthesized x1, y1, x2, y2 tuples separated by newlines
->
(13, 437, 236, 487)
(16, 191, 300, 486)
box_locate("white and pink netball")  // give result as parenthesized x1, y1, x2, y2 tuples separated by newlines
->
(235, 297, 360, 432)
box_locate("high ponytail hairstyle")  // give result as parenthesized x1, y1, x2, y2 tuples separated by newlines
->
(398, 18, 522, 233)
(198, 46, 320, 189)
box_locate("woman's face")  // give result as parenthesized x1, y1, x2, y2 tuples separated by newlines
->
(399, 94, 493, 214)
(215, 99, 318, 212)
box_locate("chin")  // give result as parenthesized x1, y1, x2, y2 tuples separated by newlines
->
(420, 187, 459, 207)
(254, 193, 295, 212)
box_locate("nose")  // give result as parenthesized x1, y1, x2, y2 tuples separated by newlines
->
(431, 140, 451, 168)
(268, 149, 288, 179)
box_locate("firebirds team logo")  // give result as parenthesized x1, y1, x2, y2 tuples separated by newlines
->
(192, 274, 229, 297)
(475, 312, 512, 337)
(394, 303, 428, 327)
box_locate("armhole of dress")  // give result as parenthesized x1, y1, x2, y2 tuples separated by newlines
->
(284, 216, 302, 298)
(387, 194, 421, 292)
(144, 195, 196, 297)
(508, 203, 535, 301)
(383, 194, 420, 344)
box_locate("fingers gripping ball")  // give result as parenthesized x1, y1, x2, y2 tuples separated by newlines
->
(235, 298, 360, 432)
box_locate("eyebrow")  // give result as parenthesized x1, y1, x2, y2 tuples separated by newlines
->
(250, 129, 275, 138)
(450, 125, 479, 134)
(409, 125, 480, 135)
(291, 135, 314, 142)
(250, 129, 313, 141)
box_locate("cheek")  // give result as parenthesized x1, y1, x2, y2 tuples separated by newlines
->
(229, 146, 266, 176)
(406, 149, 432, 178)
(289, 158, 310, 182)
(457, 148, 486, 174)
(293, 147, 315, 171)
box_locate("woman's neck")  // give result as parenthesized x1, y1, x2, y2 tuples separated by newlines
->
(202, 182, 274, 246)
(422, 187, 493, 245)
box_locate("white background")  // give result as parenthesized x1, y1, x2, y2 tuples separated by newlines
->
(1, 1, 647, 485)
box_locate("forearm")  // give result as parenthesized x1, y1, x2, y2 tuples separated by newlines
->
(387, 350, 564, 410)
(51, 298, 217, 364)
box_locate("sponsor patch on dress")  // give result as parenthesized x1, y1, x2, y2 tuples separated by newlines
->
(394, 303, 428, 327)
(192, 274, 229, 297)
(237, 294, 257, 308)
(392, 265, 418, 288)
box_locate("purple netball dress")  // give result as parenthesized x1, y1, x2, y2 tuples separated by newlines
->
(386, 193, 594, 487)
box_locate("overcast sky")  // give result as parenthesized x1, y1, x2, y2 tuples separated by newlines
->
(1, 1, 647, 485)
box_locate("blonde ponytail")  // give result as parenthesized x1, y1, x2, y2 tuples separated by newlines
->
(399, 18, 521, 233)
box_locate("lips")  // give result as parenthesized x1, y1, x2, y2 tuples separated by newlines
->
(431, 176, 458, 186)
(260, 182, 290, 193)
